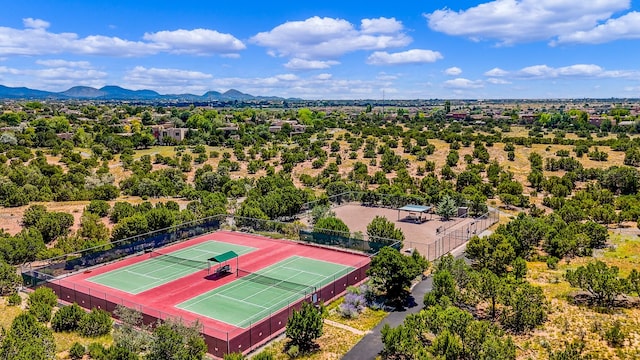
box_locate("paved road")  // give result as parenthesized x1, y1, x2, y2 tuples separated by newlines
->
(342, 276, 433, 360)
(342, 235, 485, 360)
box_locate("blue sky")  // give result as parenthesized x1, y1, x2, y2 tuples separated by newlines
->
(1, 0, 639, 99)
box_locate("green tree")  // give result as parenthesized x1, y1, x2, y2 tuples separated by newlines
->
(437, 195, 457, 221)
(500, 283, 546, 333)
(0, 261, 20, 295)
(76, 213, 110, 244)
(28, 287, 58, 308)
(109, 202, 136, 223)
(35, 212, 74, 243)
(565, 260, 628, 307)
(465, 234, 516, 275)
(22, 205, 47, 228)
(112, 306, 152, 354)
(433, 269, 460, 307)
(476, 269, 502, 319)
(285, 301, 323, 353)
(111, 213, 149, 242)
(146, 320, 206, 360)
(367, 247, 419, 306)
(0, 313, 55, 360)
(366, 215, 404, 244)
(313, 216, 350, 236)
(86, 200, 111, 217)
(79, 308, 113, 337)
(51, 303, 85, 332)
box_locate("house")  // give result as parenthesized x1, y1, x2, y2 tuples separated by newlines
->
(268, 120, 307, 134)
(446, 112, 468, 120)
(57, 132, 74, 141)
(520, 113, 537, 123)
(218, 124, 239, 137)
(151, 125, 190, 143)
(589, 116, 605, 127)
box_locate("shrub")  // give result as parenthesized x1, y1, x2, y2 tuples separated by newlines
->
(338, 290, 367, 318)
(423, 292, 437, 308)
(28, 286, 58, 308)
(604, 321, 626, 347)
(7, 292, 21, 306)
(29, 301, 53, 322)
(286, 344, 300, 358)
(79, 308, 112, 337)
(69, 342, 86, 359)
(546, 256, 559, 270)
(52, 303, 85, 332)
(86, 200, 111, 217)
(88, 342, 107, 359)
(253, 351, 274, 360)
(224, 352, 246, 360)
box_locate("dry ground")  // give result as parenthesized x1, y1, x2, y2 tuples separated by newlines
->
(516, 233, 640, 359)
(332, 204, 474, 249)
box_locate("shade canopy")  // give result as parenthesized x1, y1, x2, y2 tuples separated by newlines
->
(208, 250, 238, 263)
(397, 205, 432, 213)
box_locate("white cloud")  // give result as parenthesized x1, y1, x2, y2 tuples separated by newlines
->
(486, 78, 511, 84)
(207, 73, 403, 100)
(425, 0, 631, 45)
(483, 64, 640, 80)
(555, 11, 640, 44)
(35, 59, 92, 68)
(251, 16, 411, 59)
(377, 72, 399, 81)
(284, 58, 339, 70)
(123, 66, 214, 94)
(443, 78, 484, 89)
(367, 49, 443, 65)
(23, 18, 50, 29)
(444, 67, 462, 76)
(315, 73, 332, 80)
(0, 20, 244, 57)
(0, 63, 107, 90)
(484, 67, 509, 77)
(360, 18, 403, 34)
(142, 29, 245, 55)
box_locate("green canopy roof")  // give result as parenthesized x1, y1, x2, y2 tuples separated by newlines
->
(208, 251, 238, 263)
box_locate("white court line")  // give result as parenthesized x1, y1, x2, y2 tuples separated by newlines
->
(181, 258, 311, 309)
(124, 269, 162, 280)
(211, 256, 303, 297)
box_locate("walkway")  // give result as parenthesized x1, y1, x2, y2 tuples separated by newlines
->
(342, 233, 485, 360)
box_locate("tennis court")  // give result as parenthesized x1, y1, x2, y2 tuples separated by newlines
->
(177, 256, 354, 328)
(87, 241, 255, 294)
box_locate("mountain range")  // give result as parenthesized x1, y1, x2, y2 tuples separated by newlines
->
(0, 85, 286, 101)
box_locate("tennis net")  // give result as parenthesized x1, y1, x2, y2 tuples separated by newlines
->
(150, 250, 210, 271)
(237, 269, 315, 294)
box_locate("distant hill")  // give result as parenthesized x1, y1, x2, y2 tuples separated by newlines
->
(0, 85, 65, 99)
(60, 86, 106, 98)
(0, 84, 286, 101)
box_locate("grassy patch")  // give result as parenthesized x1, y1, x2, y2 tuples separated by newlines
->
(258, 324, 365, 360)
(0, 298, 23, 330)
(325, 301, 388, 332)
(256, 299, 387, 359)
(54, 332, 112, 358)
(0, 298, 114, 358)
(518, 233, 640, 359)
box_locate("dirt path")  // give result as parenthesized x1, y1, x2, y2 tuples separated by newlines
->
(323, 319, 368, 336)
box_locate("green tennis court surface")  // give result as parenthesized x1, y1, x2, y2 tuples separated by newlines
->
(176, 256, 354, 328)
(87, 241, 255, 294)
